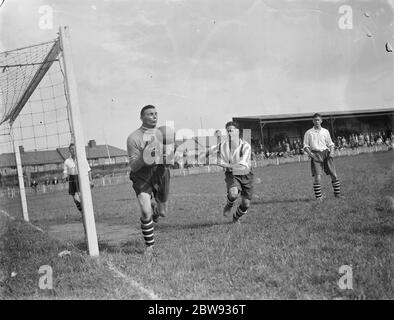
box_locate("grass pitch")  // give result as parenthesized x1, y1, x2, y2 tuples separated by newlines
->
(1, 151, 393, 299)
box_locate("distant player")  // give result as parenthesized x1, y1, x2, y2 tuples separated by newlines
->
(63, 143, 93, 238)
(126, 105, 171, 254)
(303, 113, 344, 201)
(205, 121, 254, 222)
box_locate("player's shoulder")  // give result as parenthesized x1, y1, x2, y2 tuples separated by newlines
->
(63, 157, 74, 168)
(127, 127, 143, 143)
(305, 127, 314, 135)
(321, 127, 331, 134)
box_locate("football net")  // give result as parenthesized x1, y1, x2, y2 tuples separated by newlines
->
(0, 27, 99, 256)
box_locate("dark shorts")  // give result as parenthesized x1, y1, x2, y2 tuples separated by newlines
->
(129, 165, 170, 203)
(311, 150, 337, 177)
(68, 174, 80, 195)
(225, 170, 254, 200)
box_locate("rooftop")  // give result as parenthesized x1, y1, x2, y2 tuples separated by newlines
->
(233, 108, 394, 123)
(0, 141, 127, 168)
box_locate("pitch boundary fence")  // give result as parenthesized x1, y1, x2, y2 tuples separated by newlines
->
(1, 145, 392, 198)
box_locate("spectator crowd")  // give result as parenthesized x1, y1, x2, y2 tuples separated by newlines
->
(251, 130, 393, 160)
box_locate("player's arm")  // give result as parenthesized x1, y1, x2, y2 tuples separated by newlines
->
(127, 136, 145, 172)
(199, 144, 219, 165)
(62, 161, 68, 181)
(85, 160, 94, 187)
(217, 161, 233, 169)
(326, 131, 335, 156)
(231, 143, 251, 171)
(208, 144, 234, 169)
(303, 132, 318, 160)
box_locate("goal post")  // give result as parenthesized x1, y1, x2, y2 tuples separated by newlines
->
(0, 26, 99, 257)
(11, 129, 29, 222)
(59, 26, 99, 257)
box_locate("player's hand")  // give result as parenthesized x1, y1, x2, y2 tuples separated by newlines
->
(311, 154, 320, 162)
(90, 182, 94, 188)
(219, 163, 232, 171)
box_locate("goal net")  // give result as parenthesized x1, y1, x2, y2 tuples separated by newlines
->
(0, 27, 99, 256)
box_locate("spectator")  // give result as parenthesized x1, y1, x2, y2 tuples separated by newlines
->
(285, 141, 290, 154)
(358, 133, 364, 146)
(365, 134, 370, 146)
(341, 136, 347, 148)
(31, 179, 39, 192)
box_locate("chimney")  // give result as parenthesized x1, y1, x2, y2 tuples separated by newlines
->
(19, 146, 24, 153)
(88, 140, 96, 148)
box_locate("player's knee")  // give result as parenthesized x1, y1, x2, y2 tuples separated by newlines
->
(242, 198, 251, 209)
(314, 175, 321, 184)
(157, 206, 167, 216)
(156, 200, 167, 215)
(73, 193, 81, 202)
(140, 202, 153, 218)
(141, 209, 152, 221)
(228, 189, 239, 201)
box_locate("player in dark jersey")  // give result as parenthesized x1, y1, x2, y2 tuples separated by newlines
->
(126, 105, 172, 255)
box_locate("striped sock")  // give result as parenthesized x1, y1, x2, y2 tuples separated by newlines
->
(140, 218, 155, 247)
(233, 205, 247, 222)
(332, 179, 341, 196)
(313, 183, 322, 199)
(74, 200, 87, 237)
(74, 199, 82, 212)
(226, 195, 236, 208)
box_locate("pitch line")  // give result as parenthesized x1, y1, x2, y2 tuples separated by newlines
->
(106, 259, 160, 300)
(0, 208, 44, 233)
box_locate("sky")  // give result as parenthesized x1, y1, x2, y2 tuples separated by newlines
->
(1, 0, 394, 150)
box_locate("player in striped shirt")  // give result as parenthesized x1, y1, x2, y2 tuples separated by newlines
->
(205, 121, 254, 222)
(303, 113, 344, 201)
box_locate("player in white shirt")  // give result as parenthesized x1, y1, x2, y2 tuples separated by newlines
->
(63, 143, 93, 238)
(205, 121, 254, 222)
(303, 113, 344, 201)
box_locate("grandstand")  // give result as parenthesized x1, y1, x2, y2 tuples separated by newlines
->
(234, 108, 394, 153)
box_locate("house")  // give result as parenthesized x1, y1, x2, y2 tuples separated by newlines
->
(0, 140, 128, 177)
(57, 140, 128, 167)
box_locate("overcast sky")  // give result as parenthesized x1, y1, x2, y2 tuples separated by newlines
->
(1, 0, 394, 149)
